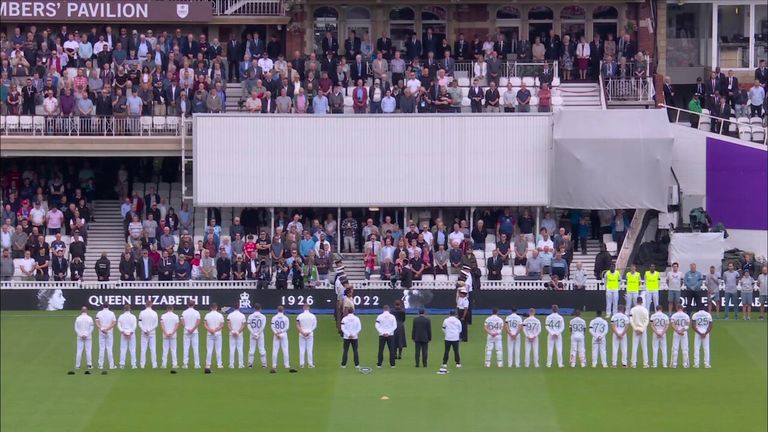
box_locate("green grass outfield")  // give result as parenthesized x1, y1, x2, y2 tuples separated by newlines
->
(1, 310, 766, 432)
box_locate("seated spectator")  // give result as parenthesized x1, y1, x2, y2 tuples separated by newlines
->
(380, 256, 395, 280)
(547, 274, 565, 290)
(540, 246, 553, 273)
(34, 247, 50, 281)
(175, 255, 191, 280)
(232, 254, 248, 280)
(526, 250, 543, 279)
(571, 262, 588, 290)
(200, 249, 216, 280)
(245, 90, 262, 113)
(550, 251, 568, 279)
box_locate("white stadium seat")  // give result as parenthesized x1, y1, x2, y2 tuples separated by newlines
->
(510, 77, 522, 87)
(457, 77, 470, 87)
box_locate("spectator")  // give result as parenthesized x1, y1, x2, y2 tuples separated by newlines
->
(550, 251, 568, 279)
(516, 83, 531, 112)
(526, 250, 543, 279)
(688, 94, 702, 128)
(513, 234, 528, 266)
(571, 262, 588, 290)
(503, 82, 516, 112)
(119, 251, 136, 281)
(484, 81, 500, 112)
(19, 250, 36, 281)
(468, 79, 483, 113)
(487, 249, 503, 281)
(538, 83, 551, 113)
(749, 79, 765, 118)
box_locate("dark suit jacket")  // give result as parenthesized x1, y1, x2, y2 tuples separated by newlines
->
(208, 44, 223, 61)
(756, 67, 768, 85)
(405, 38, 422, 60)
(321, 37, 339, 55)
(266, 40, 281, 59)
(454, 40, 469, 59)
(724, 77, 739, 98)
(714, 103, 731, 120)
(164, 86, 181, 106)
(376, 38, 392, 56)
(261, 97, 276, 113)
(249, 38, 265, 57)
(487, 256, 503, 279)
(344, 37, 361, 59)
(539, 68, 554, 84)
(136, 258, 154, 281)
(663, 83, 674, 105)
(423, 34, 439, 57)
(411, 315, 432, 343)
(494, 40, 509, 58)
(694, 82, 706, 97)
(350, 61, 368, 83)
(705, 78, 722, 97)
(226, 41, 242, 62)
(468, 86, 484, 104)
(51, 257, 68, 278)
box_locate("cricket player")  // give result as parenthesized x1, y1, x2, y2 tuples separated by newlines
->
(95, 303, 116, 369)
(522, 308, 541, 368)
(227, 305, 246, 368)
(650, 305, 669, 368)
(138, 301, 159, 369)
(74, 306, 94, 370)
(691, 304, 713, 368)
(604, 264, 621, 317)
(643, 264, 660, 311)
(569, 309, 587, 368)
(504, 308, 523, 368)
(375, 304, 398, 368)
(271, 305, 294, 373)
(180, 300, 201, 369)
(625, 265, 641, 309)
(441, 310, 462, 368)
(670, 303, 690, 368)
(341, 307, 362, 368)
(204, 303, 225, 369)
(296, 304, 317, 368)
(545, 305, 565, 368)
(483, 308, 504, 368)
(589, 311, 609, 368)
(610, 304, 629, 368)
(160, 305, 179, 369)
(247, 303, 267, 368)
(117, 304, 137, 368)
(629, 296, 649, 368)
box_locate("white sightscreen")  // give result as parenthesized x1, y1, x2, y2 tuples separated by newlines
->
(193, 114, 552, 207)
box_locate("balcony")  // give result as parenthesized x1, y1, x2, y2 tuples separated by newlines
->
(210, 0, 286, 16)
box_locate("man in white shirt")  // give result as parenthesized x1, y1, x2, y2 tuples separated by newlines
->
(610, 304, 629, 368)
(569, 309, 587, 368)
(270, 305, 295, 373)
(74, 306, 94, 370)
(138, 301, 159, 369)
(666, 262, 684, 314)
(247, 303, 268, 368)
(296, 304, 318, 368)
(504, 308, 523, 368)
(227, 305, 247, 368)
(670, 303, 690, 368)
(629, 297, 650, 368)
(441, 310, 462, 368)
(523, 308, 541, 368)
(160, 305, 180, 369)
(340, 307, 362, 368)
(650, 305, 669, 368)
(204, 303, 225, 369)
(117, 304, 137, 369)
(589, 310, 609, 368)
(95, 303, 116, 369)
(180, 300, 201, 369)
(483, 308, 504, 368)
(691, 304, 713, 368)
(545, 305, 565, 368)
(375, 305, 398, 368)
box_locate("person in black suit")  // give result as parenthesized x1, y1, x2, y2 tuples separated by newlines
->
(344, 30, 361, 61)
(545, 30, 561, 61)
(486, 249, 503, 281)
(468, 80, 484, 113)
(227, 35, 242, 82)
(714, 99, 732, 135)
(405, 32, 422, 61)
(423, 28, 439, 59)
(216, 252, 231, 280)
(454, 33, 469, 61)
(164, 80, 181, 116)
(694, 77, 706, 98)
(158, 250, 175, 280)
(51, 250, 69, 281)
(376, 33, 392, 59)
(321, 31, 339, 57)
(589, 34, 603, 79)
(756, 60, 768, 87)
(136, 249, 154, 281)
(494, 36, 509, 61)
(350, 54, 368, 83)
(119, 252, 136, 281)
(266, 35, 281, 59)
(705, 71, 721, 98)
(261, 92, 276, 113)
(724, 70, 739, 105)
(411, 309, 432, 367)
(663, 76, 675, 121)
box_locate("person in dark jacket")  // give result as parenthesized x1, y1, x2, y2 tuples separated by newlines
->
(411, 308, 432, 367)
(135, 249, 154, 281)
(51, 249, 69, 281)
(216, 251, 231, 280)
(70, 256, 85, 281)
(95, 252, 111, 281)
(174, 256, 191, 280)
(158, 250, 175, 280)
(594, 243, 613, 281)
(119, 252, 135, 281)
(393, 300, 407, 359)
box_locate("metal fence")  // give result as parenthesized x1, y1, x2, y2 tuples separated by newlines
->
(0, 115, 190, 136)
(658, 103, 767, 146)
(211, 0, 285, 16)
(605, 77, 655, 102)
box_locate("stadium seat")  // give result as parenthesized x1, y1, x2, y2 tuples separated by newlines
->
(485, 244, 496, 254)
(728, 117, 737, 133)
(534, 77, 540, 87)
(522, 77, 535, 87)
(510, 77, 522, 87)
(551, 77, 561, 87)
(421, 274, 435, 282)
(343, 96, 353, 107)
(153, 116, 167, 133)
(461, 97, 470, 107)
(750, 117, 762, 125)
(448, 274, 458, 281)
(527, 242, 535, 251)
(435, 274, 449, 282)
(19, 115, 33, 132)
(499, 77, 508, 87)
(701, 109, 710, 116)
(603, 234, 618, 255)
(513, 265, 527, 277)
(343, 107, 355, 114)
(460, 87, 470, 97)
(474, 250, 485, 260)
(529, 96, 539, 107)
(752, 129, 765, 143)
(457, 77, 470, 87)
(166, 116, 180, 133)
(739, 128, 752, 141)
(0, 116, 5, 131)
(552, 96, 564, 107)
(32, 116, 45, 134)
(486, 234, 496, 244)
(139, 116, 152, 135)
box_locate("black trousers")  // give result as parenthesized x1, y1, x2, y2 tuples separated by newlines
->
(414, 342, 428, 367)
(377, 336, 395, 366)
(342, 339, 359, 366)
(687, 290, 703, 313)
(442, 341, 460, 365)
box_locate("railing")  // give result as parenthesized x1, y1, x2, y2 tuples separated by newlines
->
(0, 115, 189, 136)
(604, 77, 655, 102)
(658, 103, 767, 146)
(211, 0, 285, 16)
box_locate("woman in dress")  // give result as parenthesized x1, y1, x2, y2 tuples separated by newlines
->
(603, 33, 616, 61)
(560, 35, 574, 81)
(392, 300, 407, 360)
(576, 36, 590, 80)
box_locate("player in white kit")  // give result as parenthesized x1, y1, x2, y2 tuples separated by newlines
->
(297, 304, 318, 368)
(138, 301, 159, 369)
(589, 310, 609, 368)
(160, 305, 180, 369)
(504, 308, 523, 368)
(691, 304, 713, 368)
(227, 305, 246, 368)
(117, 304, 137, 369)
(247, 303, 268, 368)
(629, 296, 649, 368)
(270, 305, 296, 373)
(545, 305, 565, 368)
(670, 303, 690, 368)
(180, 300, 201, 369)
(483, 308, 504, 368)
(95, 304, 117, 369)
(204, 303, 225, 369)
(649, 305, 669, 368)
(569, 309, 587, 368)
(74, 306, 94, 370)
(522, 308, 541, 368)
(610, 304, 629, 368)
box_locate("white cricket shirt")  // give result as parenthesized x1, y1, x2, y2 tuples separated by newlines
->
(484, 315, 504, 337)
(650, 312, 669, 334)
(160, 311, 179, 335)
(247, 312, 266, 336)
(75, 313, 94, 338)
(118, 311, 137, 333)
(523, 316, 541, 337)
(271, 313, 290, 335)
(341, 314, 362, 339)
(589, 317, 609, 339)
(181, 308, 201, 333)
(95, 309, 116, 331)
(545, 313, 564, 336)
(505, 314, 522, 335)
(228, 310, 246, 334)
(204, 311, 225, 335)
(296, 311, 317, 334)
(691, 310, 712, 334)
(570, 317, 587, 337)
(670, 311, 690, 332)
(611, 313, 629, 332)
(138, 308, 159, 333)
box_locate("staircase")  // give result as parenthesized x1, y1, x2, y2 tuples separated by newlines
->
(340, 253, 367, 280)
(558, 82, 603, 110)
(225, 83, 244, 112)
(83, 200, 125, 281)
(568, 238, 603, 280)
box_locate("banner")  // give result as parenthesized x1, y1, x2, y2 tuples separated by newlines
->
(0, 1, 213, 23)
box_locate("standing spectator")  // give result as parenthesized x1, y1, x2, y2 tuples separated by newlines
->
(484, 82, 500, 112)
(740, 271, 755, 320)
(688, 94, 702, 128)
(684, 263, 705, 314)
(516, 83, 531, 112)
(538, 83, 551, 113)
(749, 80, 765, 118)
(468, 79, 483, 113)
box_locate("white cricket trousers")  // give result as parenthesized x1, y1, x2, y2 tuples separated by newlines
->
(249, 334, 267, 367)
(98, 331, 114, 369)
(694, 334, 710, 367)
(506, 335, 521, 367)
(645, 291, 659, 311)
(547, 334, 563, 367)
(652, 334, 667, 368)
(631, 330, 648, 367)
(298, 333, 314, 367)
(570, 335, 586, 367)
(524, 337, 539, 367)
(75, 337, 92, 368)
(140, 332, 157, 368)
(671, 332, 689, 368)
(206, 333, 223, 368)
(626, 292, 639, 308)
(606, 291, 619, 317)
(591, 338, 607, 367)
(162, 335, 177, 368)
(229, 333, 244, 368)
(183, 331, 200, 368)
(612, 334, 627, 366)
(120, 333, 137, 368)
(485, 335, 503, 366)
(272, 334, 290, 368)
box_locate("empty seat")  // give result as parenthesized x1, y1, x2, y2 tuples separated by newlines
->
(421, 274, 435, 282)
(457, 77, 470, 87)
(750, 116, 762, 125)
(19, 115, 33, 131)
(529, 96, 539, 106)
(486, 234, 496, 244)
(461, 97, 471, 107)
(166, 116, 180, 133)
(460, 87, 470, 97)
(551, 77, 561, 87)
(153, 116, 167, 133)
(499, 77, 509, 86)
(474, 250, 485, 260)
(739, 129, 752, 141)
(139, 116, 152, 135)
(32, 116, 45, 134)
(752, 129, 765, 143)
(435, 274, 449, 282)
(552, 96, 564, 106)
(501, 266, 513, 276)
(513, 265, 527, 276)
(522, 77, 535, 87)
(343, 96, 353, 107)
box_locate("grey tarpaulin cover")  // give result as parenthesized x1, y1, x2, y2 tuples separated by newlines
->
(551, 109, 673, 211)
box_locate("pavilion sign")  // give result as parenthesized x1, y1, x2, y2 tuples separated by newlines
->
(0, 0, 213, 23)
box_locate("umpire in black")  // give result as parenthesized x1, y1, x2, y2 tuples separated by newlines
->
(411, 308, 432, 367)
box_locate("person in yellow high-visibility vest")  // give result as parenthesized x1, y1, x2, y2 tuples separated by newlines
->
(644, 264, 660, 311)
(625, 265, 641, 308)
(604, 264, 621, 318)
